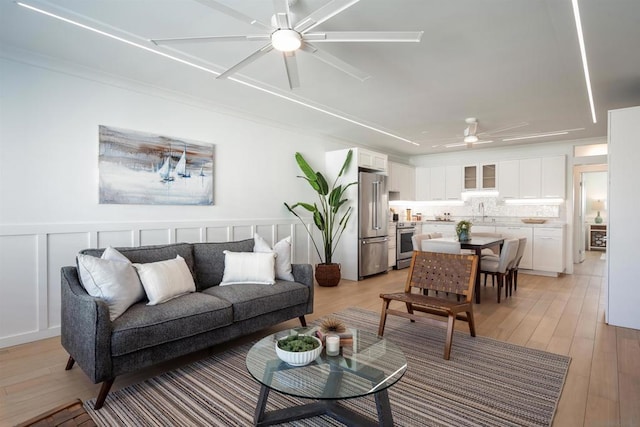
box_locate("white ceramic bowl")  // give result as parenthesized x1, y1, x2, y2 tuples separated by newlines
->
(275, 335, 323, 366)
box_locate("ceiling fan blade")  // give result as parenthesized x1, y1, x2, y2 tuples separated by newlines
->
(272, 0, 292, 29)
(303, 31, 424, 43)
(301, 43, 370, 82)
(193, 0, 272, 32)
(295, 0, 361, 33)
(217, 43, 274, 80)
(282, 52, 300, 89)
(480, 121, 529, 136)
(151, 35, 270, 45)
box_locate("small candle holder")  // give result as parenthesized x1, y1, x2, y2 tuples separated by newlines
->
(325, 334, 340, 356)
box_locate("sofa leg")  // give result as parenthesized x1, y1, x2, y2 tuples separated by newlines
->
(94, 379, 115, 410)
(298, 316, 307, 327)
(65, 356, 75, 371)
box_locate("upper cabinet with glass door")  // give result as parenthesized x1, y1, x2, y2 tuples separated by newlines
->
(463, 163, 497, 190)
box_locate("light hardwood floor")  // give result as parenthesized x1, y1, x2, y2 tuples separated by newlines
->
(1, 251, 638, 426)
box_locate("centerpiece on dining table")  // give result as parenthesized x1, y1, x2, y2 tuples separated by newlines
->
(456, 220, 472, 242)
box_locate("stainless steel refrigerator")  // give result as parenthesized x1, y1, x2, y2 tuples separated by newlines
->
(358, 171, 389, 279)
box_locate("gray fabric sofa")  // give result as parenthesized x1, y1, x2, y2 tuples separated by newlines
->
(60, 239, 314, 409)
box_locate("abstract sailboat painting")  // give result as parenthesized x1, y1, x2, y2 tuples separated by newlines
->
(99, 125, 214, 205)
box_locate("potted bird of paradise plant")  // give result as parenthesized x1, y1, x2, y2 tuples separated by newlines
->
(284, 150, 356, 286)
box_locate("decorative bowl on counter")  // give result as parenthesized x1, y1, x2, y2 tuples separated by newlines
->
(275, 335, 323, 366)
(521, 218, 547, 224)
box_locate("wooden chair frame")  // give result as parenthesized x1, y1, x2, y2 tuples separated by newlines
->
(378, 251, 479, 360)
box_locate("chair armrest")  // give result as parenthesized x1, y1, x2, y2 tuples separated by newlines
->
(291, 263, 314, 313)
(60, 266, 113, 383)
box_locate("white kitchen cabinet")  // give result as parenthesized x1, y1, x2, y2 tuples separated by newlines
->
(541, 155, 565, 198)
(428, 166, 462, 201)
(415, 167, 430, 200)
(429, 167, 446, 200)
(388, 223, 397, 268)
(495, 226, 533, 269)
(357, 148, 387, 172)
(445, 165, 462, 199)
(533, 227, 565, 273)
(388, 162, 415, 200)
(498, 160, 519, 198)
(519, 158, 541, 198)
(473, 225, 496, 233)
(463, 163, 497, 190)
(511, 156, 565, 199)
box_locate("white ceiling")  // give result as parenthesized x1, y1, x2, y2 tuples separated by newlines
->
(1, 0, 639, 156)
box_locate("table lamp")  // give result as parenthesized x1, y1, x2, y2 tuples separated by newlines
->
(593, 199, 604, 224)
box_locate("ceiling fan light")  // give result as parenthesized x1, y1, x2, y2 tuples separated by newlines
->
(463, 135, 478, 143)
(271, 29, 301, 52)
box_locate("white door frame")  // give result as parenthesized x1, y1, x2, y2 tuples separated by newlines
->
(572, 164, 607, 264)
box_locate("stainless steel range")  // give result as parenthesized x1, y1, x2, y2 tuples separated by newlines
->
(396, 222, 416, 269)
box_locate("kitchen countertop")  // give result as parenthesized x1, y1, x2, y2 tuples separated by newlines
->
(420, 220, 566, 228)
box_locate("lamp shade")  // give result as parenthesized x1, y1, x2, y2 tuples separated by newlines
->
(592, 199, 605, 211)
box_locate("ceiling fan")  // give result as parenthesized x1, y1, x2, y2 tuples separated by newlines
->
(150, 0, 423, 89)
(431, 118, 585, 149)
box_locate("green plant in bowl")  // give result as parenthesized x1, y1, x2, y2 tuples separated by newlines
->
(277, 335, 320, 352)
(275, 334, 323, 366)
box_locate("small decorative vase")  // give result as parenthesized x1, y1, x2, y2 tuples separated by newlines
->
(595, 211, 603, 224)
(458, 231, 470, 242)
(315, 263, 341, 287)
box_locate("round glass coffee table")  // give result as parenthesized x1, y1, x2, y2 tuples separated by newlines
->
(246, 327, 407, 426)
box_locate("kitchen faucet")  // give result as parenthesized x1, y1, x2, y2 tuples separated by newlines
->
(479, 202, 485, 222)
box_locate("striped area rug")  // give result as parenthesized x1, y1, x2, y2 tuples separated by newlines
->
(85, 307, 570, 426)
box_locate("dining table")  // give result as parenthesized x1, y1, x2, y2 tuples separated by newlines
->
(428, 236, 505, 304)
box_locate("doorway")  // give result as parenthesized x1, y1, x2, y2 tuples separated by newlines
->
(573, 165, 607, 263)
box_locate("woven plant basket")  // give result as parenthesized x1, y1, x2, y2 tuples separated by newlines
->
(315, 263, 341, 287)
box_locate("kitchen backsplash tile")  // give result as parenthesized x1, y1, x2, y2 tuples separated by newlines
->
(390, 196, 562, 222)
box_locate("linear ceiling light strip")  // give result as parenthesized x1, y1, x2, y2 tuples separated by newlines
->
(16, 1, 418, 147)
(571, 0, 597, 124)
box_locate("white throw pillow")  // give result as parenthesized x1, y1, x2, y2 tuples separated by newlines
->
(134, 255, 196, 305)
(254, 234, 295, 281)
(220, 250, 277, 286)
(76, 252, 145, 321)
(102, 246, 131, 263)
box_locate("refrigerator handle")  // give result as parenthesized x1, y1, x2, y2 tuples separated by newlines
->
(373, 181, 381, 230)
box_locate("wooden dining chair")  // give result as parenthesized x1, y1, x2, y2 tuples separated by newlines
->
(378, 251, 479, 360)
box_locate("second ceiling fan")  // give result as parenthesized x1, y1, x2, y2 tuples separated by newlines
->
(151, 0, 423, 89)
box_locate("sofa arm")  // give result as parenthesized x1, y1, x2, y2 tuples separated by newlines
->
(291, 263, 314, 314)
(60, 266, 113, 383)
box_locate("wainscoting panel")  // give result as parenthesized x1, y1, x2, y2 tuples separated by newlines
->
(0, 219, 311, 348)
(140, 229, 171, 246)
(0, 234, 39, 339)
(175, 227, 202, 244)
(206, 226, 229, 242)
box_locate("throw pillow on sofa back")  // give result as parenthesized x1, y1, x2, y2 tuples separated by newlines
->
(253, 233, 295, 281)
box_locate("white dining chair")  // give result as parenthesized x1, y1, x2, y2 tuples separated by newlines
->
(423, 240, 462, 254)
(506, 237, 527, 296)
(480, 238, 519, 303)
(411, 233, 432, 251)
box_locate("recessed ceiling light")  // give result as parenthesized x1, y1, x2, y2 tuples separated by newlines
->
(571, 0, 597, 123)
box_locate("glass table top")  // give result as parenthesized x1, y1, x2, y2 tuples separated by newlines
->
(246, 327, 407, 400)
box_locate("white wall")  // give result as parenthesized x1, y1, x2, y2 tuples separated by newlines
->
(0, 53, 347, 347)
(607, 106, 640, 330)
